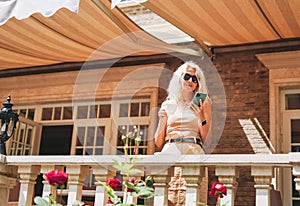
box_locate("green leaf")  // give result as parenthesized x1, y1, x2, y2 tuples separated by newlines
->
(72, 200, 85, 206)
(34, 196, 50, 206)
(128, 168, 143, 176)
(113, 160, 135, 175)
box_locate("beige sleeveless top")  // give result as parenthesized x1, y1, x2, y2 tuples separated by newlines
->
(162, 100, 200, 138)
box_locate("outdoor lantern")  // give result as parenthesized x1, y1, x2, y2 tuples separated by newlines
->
(0, 96, 19, 155)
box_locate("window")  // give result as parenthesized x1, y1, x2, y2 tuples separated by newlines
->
(281, 89, 300, 205)
(41, 106, 73, 120)
(16, 108, 35, 120)
(75, 126, 105, 155)
(8, 117, 40, 155)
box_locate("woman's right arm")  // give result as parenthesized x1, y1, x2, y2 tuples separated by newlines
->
(154, 108, 168, 152)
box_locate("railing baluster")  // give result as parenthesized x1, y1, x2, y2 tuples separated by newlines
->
(150, 165, 174, 206)
(93, 166, 115, 206)
(18, 165, 40, 206)
(66, 165, 89, 206)
(181, 165, 205, 206)
(216, 166, 238, 206)
(251, 166, 273, 206)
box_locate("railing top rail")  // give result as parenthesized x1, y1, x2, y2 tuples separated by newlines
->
(3, 153, 298, 167)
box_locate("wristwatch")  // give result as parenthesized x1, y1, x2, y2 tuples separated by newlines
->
(198, 119, 207, 126)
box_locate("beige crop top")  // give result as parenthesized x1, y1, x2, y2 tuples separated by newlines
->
(161, 100, 200, 138)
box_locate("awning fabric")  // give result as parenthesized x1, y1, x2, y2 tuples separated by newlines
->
(0, 0, 80, 25)
(143, 0, 300, 46)
(0, 0, 300, 71)
(0, 0, 200, 71)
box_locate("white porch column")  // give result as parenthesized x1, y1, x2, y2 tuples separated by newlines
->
(18, 165, 40, 206)
(93, 166, 115, 206)
(181, 165, 205, 206)
(66, 165, 89, 206)
(0, 158, 17, 205)
(150, 165, 174, 206)
(215, 166, 238, 206)
(251, 166, 273, 206)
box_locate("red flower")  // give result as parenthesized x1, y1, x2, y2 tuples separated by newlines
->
(126, 177, 136, 192)
(209, 182, 227, 198)
(44, 169, 68, 186)
(107, 197, 113, 204)
(106, 178, 121, 189)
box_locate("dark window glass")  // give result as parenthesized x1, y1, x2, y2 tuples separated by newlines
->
(28, 109, 35, 120)
(95, 148, 103, 155)
(76, 127, 85, 146)
(77, 106, 88, 119)
(141, 102, 150, 116)
(117, 125, 127, 146)
(139, 125, 148, 146)
(292, 146, 300, 152)
(63, 107, 73, 120)
(286, 94, 300, 110)
(291, 119, 300, 143)
(20, 109, 27, 117)
(42, 108, 52, 120)
(130, 103, 139, 117)
(99, 104, 111, 118)
(96, 126, 105, 146)
(89, 105, 98, 119)
(26, 129, 32, 144)
(75, 149, 83, 155)
(119, 104, 128, 117)
(85, 148, 93, 155)
(54, 107, 61, 120)
(86, 127, 95, 146)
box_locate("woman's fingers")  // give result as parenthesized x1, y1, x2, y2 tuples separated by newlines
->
(158, 109, 167, 118)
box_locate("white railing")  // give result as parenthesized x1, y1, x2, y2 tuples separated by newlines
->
(1, 153, 300, 206)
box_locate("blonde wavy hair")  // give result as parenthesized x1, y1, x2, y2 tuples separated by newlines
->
(166, 61, 209, 102)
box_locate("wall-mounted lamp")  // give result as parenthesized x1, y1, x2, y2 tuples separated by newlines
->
(0, 96, 19, 155)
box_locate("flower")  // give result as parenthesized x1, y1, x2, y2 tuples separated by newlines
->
(45, 169, 68, 186)
(126, 177, 136, 192)
(210, 182, 227, 198)
(106, 177, 121, 189)
(107, 197, 114, 204)
(34, 169, 84, 206)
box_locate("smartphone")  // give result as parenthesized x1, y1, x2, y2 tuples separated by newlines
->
(193, 92, 207, 107)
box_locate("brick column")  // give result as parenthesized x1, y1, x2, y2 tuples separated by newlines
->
(251, 166, 273, 206)
(150, 165, 174, 206)
(93, 166, 115, 206)
(18, 165, 40, 206)
(66, 165, 89, 206)
(181, 165, 205, 206)
(215, 166, 238, 206)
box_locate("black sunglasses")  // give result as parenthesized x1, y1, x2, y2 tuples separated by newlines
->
(183, 73, 198, 83)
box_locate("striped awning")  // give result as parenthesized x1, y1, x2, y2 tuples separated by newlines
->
(143, 0, 300, 46)
(0, 0, 299, 71)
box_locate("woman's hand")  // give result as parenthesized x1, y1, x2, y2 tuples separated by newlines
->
(158, 108, 167, 118)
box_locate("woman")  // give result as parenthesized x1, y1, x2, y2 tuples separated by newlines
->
(155, 61, 212, 154)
